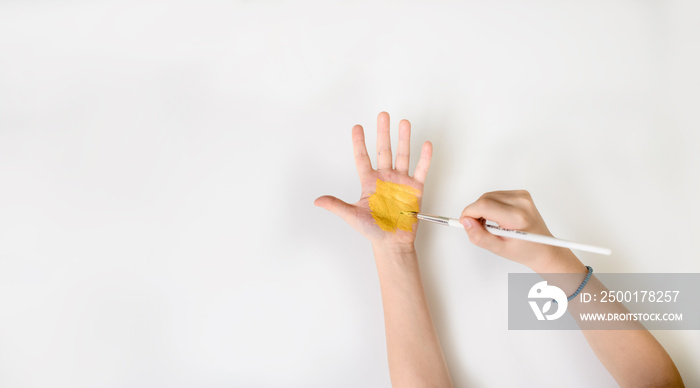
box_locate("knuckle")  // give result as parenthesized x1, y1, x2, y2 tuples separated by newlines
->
(517, 189, 531, 198)
(514, 190, 534, 207)
(477, 196, 495, 207)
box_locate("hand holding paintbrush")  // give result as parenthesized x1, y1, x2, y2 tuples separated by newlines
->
(401, 209, 611, 256)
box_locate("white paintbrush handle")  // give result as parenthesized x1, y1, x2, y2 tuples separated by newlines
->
(418, 214, 611, 255)
(447, 218, 464, 228)
(482, 221, 612, 255)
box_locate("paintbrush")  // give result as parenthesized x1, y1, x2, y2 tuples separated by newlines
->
(401, 211, 611, 255)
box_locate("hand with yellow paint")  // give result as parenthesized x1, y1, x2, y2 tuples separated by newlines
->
(314, 112, 452, 387)
(314, 111, 432, 247)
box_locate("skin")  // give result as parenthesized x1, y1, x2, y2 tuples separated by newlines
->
(460, 192, 685, 388)
(315, 112, 431, 247)
(315, 112, 684, 387)
(315, 112, 452, 387)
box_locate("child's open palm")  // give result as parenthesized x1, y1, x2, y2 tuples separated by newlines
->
(314, 112, 432, 246)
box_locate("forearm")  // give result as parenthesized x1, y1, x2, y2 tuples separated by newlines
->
(372, 243, 453, 388)
(534, 250, 684, 388)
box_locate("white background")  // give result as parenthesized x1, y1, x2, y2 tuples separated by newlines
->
(1, 0, 698, 387)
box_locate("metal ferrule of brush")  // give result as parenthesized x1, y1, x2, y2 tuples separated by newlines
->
(417, 213, 451, 225)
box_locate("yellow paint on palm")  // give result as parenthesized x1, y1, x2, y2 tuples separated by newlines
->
(369, 179, 420, 232)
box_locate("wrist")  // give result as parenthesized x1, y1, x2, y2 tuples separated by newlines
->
(371, 241, 416, 256)
(372, 242, 418, 270)
(529, 248, 587, 274)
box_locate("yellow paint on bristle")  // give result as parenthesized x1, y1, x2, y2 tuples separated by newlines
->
(369, 179, 420, 232)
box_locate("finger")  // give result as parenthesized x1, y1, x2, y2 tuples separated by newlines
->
(460, 196, 526, 230)
(485, 189, 531, 198)
(461, 217, 505, 253)
(314, 195, 355, 223)
(352, 125, 373, 177)
(413, 141, 432, 184)
(377, 111, 392, 170)
(395, 119, 411, 174)
(481, 190, 532, 207)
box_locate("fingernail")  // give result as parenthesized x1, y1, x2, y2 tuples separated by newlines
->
(462, 218, 472, 229)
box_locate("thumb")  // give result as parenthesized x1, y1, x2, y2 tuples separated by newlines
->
(460, 217, 503, 253)
(314, 195, 355, 223)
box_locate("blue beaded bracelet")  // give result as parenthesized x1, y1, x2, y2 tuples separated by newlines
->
(553, 265, 593, 303)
